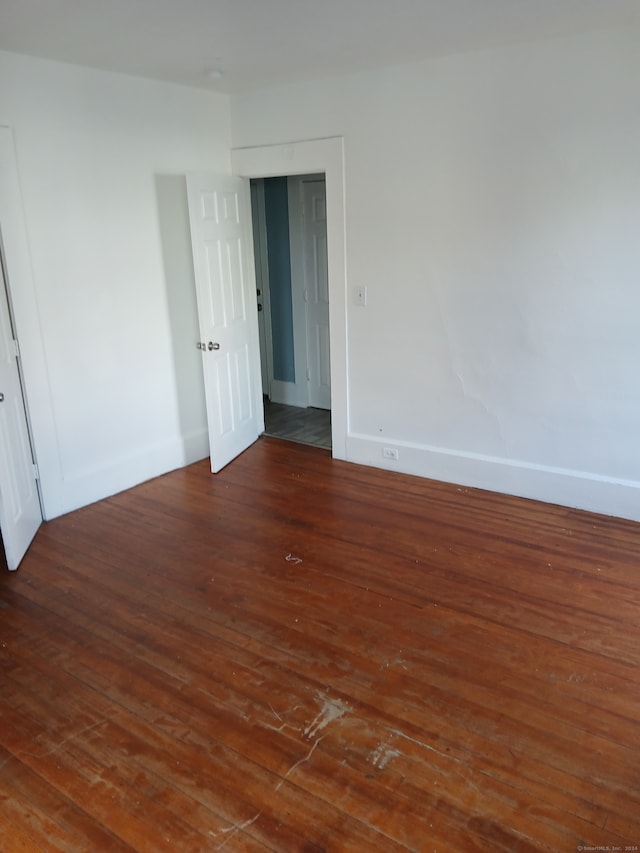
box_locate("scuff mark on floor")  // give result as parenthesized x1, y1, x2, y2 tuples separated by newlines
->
(213, 734, 325, 848)
(303, 693, 351, 740)
(275, 736, 324, 793)
(380, 656, 408, 671)
(214, 813, 261, 850)
(262, 701, 304, 735)
(263, 719, 299, 735)
(219, 814, 259, 834)
(369, 742, 401, 770)
(0, 719, 108, 772)
(387, 727, 463, 764)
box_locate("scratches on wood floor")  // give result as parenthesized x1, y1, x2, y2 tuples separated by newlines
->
(2, 437, 640, 850)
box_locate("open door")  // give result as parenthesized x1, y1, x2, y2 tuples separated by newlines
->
(187, 174, 264, 473)
(0, 248, 41, 570)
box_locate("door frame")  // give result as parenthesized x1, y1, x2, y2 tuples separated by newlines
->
(250, 179, 274, 397)
(232, 137, 347, 460)
(289, 174, 330, 411)
(286, 175, 311, 408)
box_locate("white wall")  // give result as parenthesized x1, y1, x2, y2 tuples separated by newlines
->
(0, 51, 229, 518)
(231, 25, 640, 521)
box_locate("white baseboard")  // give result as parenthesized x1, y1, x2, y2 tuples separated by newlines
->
(346, 432, 640, 523)
(48, 426, 640, 526)
(51, 428, 210, 519)
(269, 379, 308, 408)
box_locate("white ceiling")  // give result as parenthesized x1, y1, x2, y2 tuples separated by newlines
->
(1, 0, 639, 94)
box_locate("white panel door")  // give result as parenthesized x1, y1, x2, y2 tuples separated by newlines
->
(187, 174, 263, 473)
(0, 258, 41, 570)
(302, 179, 331, 410)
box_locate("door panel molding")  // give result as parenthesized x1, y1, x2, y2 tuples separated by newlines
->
(0, 127, 63, 520)
(0, 247, 41, 569)
(187, 173, 264, 473)
(250, 180, 273, 396)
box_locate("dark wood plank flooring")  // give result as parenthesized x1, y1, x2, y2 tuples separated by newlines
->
(1, 437, 640, 851)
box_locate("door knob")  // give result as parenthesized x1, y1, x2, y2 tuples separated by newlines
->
(208, 341, 220, 351)
(196, 342, 206, 351)
(0, 393, 4, 402)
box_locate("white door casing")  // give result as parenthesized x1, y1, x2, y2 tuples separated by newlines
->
(231, 137, 347, 461)
(250, 179, 273, 397)
(301, 178, 330, 410)
(0, 251, 41, 570)
(187, 174, 264, 473)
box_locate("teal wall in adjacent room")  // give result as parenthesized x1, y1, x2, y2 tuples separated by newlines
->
(263, 177, 295, 383)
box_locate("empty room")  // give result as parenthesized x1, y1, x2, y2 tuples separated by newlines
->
(1, 1, 639, 850)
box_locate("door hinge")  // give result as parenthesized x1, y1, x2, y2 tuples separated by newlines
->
(13, 339, 20, 358)
(32, 462, 40, 480)
(306, 368, 311, 381)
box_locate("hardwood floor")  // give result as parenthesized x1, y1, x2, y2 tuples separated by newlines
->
(263, 399, 331, 449)
(1, 437, 640, 851)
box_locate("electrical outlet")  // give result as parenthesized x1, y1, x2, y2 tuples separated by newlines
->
(353, 286, 368, 306)
(382, 447, 398, 460)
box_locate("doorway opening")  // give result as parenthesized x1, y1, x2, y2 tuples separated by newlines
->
(250, 174, 331, 451)
(231, 136, 347, 461)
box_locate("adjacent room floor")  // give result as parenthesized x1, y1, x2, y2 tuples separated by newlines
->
(1, 437, 639, 850)
(263, 398, 331, 449)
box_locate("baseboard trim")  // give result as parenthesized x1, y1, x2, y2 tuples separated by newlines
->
(53, 428, 210, 518)
(346, 432, 640, 523)
(269, 379, 308, 408)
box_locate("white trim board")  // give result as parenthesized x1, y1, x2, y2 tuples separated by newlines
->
(347, 432, 640, 523)
(58, 428, 209, 516)
(286, 175, 310, 409)
(270, 379, 308, 408)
